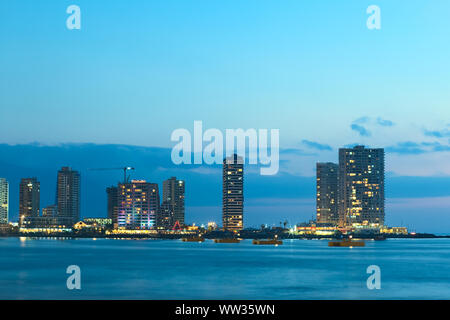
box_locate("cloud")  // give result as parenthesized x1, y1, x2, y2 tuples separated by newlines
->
(280, 148, 313, 156)
(350, 116, 394, 136)
(353, 116, 370, 124)
(301, 140, 332, 151)
(386, 141, 450, 155)
(424, 128, 450, 138)
(386, 142, 425, 155)
(350, 124, 371, 137)
(377, 117, 395, 127)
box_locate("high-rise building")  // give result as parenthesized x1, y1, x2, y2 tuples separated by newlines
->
(117, 180, 160, 230)
(162, 177, 185, 226)
(159, 201, 174, 230)
(338, 145, 385, 228)
(316, 163, 338, 225)
(42, 204, 58, 217)
(56, 167, 80, 225)
(106, 186, 118, 227)
(0, 178, 9, 224)
(222, 154, 244, 231)
(19, 178, 40, 222)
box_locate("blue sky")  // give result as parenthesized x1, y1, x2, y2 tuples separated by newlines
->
(1, 1, 450, 232)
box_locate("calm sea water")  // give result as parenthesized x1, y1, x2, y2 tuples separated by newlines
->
(0, 237, 449, 299)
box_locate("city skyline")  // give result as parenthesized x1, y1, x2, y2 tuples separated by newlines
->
(0, 144, 442, 236)
(0, 142, 449, 233)
(1, 1, 450, 233)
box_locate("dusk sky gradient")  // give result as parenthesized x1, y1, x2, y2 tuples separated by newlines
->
(1, 1, 450, 232)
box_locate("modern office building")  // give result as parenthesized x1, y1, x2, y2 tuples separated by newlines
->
(159, 201, 174, 230)
(19, 178, 40, 222)
(56, 167, 80, 225)
(0, 178, 8, 224)
(42, 204, 58, 217)
(222, 154, 244, 231)
(316, 163, 339, 225)
(162, 177, 185, 226)
(117, 180, 160, 229)
(106, 186, 118, 227)
(338, 145, 385, 228)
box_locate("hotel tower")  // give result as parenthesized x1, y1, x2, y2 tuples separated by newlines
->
(222, 154, 244, 231)
(338, 146, 385, 228)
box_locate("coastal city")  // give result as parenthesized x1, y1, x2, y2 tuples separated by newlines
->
(0, 145, 429, 241)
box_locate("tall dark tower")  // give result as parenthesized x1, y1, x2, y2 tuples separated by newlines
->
(106, 186, 118, 228)
(222, 154, 244, 231)
(56, 167, 80, 225)
(316, 163, 338, 225)
(19, 178, 40, 224)
(162, 177, 185, 226)
(338, 146, 385, 228)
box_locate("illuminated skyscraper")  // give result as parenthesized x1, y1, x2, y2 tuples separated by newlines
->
(0, 178, 8, 224)
(19, 178, 40, 223)
(222, 154, 244, 231)
(338, 146, 385, 228)
(117, 180, 160, 230)
(316, 163, 338, 225)
(56, 167, 80, 225)
(162, 177, 185, 226)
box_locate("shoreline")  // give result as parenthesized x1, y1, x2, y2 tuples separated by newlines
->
(1, 233, 449, 240)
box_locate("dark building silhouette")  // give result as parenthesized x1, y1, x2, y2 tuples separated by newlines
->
(42, 204, 58, 217)
(316, 163, 338, 225)
(338, 146, 385, 228)
(159, 201, 174, 230)
(19, 178, 40, 222)
(162, 177, 185, 226)
(222, 154, 244, 231)
(56, 167, 80, 225)
(106, 186, 118, 228)
(117, 180, 159, 229)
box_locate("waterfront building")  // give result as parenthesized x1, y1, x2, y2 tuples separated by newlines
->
(106, 186, 119, 228)
(19, 178, 40, 224)
(42, 204, 58, 217)
(117, 180, 160, 230)
(338, 145, 385, 228)
(73, 218, 112, 231)
(0, 178, 9, 224)
(83, 218, 113, 227)
(159, 201, 174, 230)
(207, 222, 218, 231)
(56, 167, 80, 225)
(162, 177, 185, 226)
(21, 216, 73, 229)
(222, 154, 244, 231)
(316, 163, 339, 225)
(295, 222, 338, 236)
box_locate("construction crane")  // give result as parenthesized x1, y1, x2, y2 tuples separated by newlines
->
(88, 167, 135, 183)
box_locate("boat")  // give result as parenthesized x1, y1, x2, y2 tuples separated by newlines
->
(182, 237, 205, 242)
(328, 239, 365, 247)
(214, 238, 241, 243)
(252, 239, 283, 245)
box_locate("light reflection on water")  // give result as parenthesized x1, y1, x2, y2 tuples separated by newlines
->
(1, 237, 449, 299)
